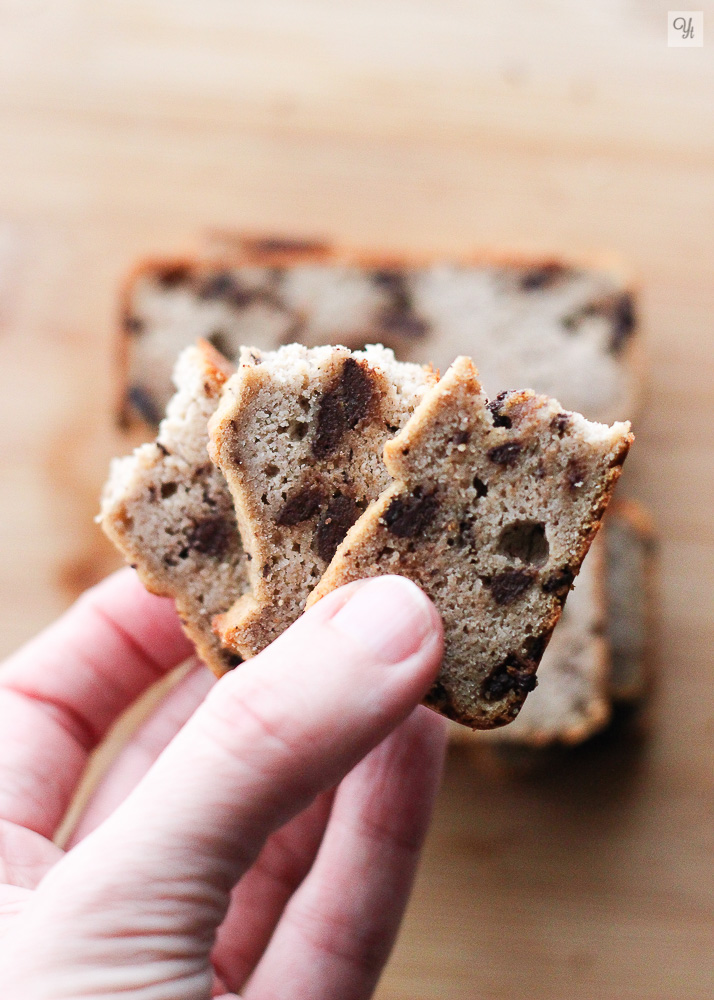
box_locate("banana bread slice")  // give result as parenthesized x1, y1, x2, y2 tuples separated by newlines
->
(307, 356, 633, 729)
(208, 343, 436, 658)
(120, 239, 640, 427)
(100, 341, 247, 676)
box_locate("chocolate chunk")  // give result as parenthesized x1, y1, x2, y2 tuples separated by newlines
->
(313, 493, 360, 562)
(542, 567, 574, 596)
(525, 627, 555, 661)
(481, 654, 538, 701)
(160, 482, 178, 499)
(206, 330, 233, 359)
(277, 485, 325, 526)
(566, 458, 587, 491)
(608, 292, 636, 354)
(497, 521, 549, 566)
(562, 292, 636, 355)
(128, 385, 162, 425)
(472, 476, 489, 497)
(372, 270, 429, 338)
(453, 430, 471, 445)
(123, 311, 144, 336)
(312, 358, 375, 458)
(487, 441, 522, 465)
(518, 262, 569, 291)
(487, 392, 513, 429)
(483, 569, 535, 605)
(185, 516, 232, 559)
(378, 306, 430, 338)
(155, 263, 192, 288)
(383, 488, 439, 538)
(425, 678, 458, 720)
(197, 271, 242, 301)
(551, 412, 571, 436)
(223, 651, 243, 670)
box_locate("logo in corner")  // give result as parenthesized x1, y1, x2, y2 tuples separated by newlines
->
(668, 11, 704, 46)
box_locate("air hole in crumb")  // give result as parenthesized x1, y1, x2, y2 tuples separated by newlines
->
(473, 476, 488, 497)
(290, 421, 309, 440)
(497, 521, 549, 566)
(264, 464, 279, 477)
(261, 493, 268, 504)
(291, 542, 301, 552)
(161, 482, 178, 499)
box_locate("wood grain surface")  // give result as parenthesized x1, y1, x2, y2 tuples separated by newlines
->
(0, 3, 713, 997)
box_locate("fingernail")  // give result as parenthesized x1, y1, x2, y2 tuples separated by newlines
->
(331, 576, 436, 664)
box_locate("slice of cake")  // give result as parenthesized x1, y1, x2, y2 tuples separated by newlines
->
(120, 238, 640, 427)
(307, 356, 633, 729)
(100, 341, 247, 676)
(207, 343, 436, 658)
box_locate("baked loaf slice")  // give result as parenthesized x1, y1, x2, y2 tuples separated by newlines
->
(120, 238, 640, 427)
(100, 341, 247, 676)
(307, 356, 633, 729)
(604, 498, 657, 703)
(208, 343, 436, 658)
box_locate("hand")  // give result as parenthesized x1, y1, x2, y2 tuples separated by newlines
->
(0, 569, 445, 999)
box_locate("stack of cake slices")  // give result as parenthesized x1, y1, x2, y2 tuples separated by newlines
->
(104, 236, 655, 745)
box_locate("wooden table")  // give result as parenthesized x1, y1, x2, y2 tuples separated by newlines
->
(0, 3, 712, 997)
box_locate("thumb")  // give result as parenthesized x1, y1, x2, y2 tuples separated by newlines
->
(3, 577, 443, 998)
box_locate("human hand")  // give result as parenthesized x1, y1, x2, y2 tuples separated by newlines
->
(0, 569, 445, 999)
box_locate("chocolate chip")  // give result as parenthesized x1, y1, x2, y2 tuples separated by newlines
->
(313, 493, 360, 562)
(481, 654, 538, 701)
(223, 652, 243, 670)
(128, 385, 162, 425)
(525, 627, 555, 661)
(123, 312, 144, 335)
(518, 262, 569, 291)
(383, 488, 439, 538)
(453, 430, 471, 445)
(542, 567, 574, 596)
(497, 521, 549, 566)
(488, 441, 522, 465)
(312, 358, 375, 458)
(487, 392, 513, 429)
(562, 292, 636, 355)
(160, 482, 178, 499)
(206, 330, 234, 359)
(551, 412, 571, 436)
(425, 678, 458, 720)
(277, 485, 325, 526)
(482, 569, 535, 605)
(378, 306, 430, 338)
(566, 458, 587, 491)
(473, 476, 488, 497)
(608, 293, 636, 354)
(372, 270, 429, 339)
(186, 516, 232, 559)
(155, 263, 191, 288)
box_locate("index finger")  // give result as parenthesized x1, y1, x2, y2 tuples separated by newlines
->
(0, 568, 193, 838)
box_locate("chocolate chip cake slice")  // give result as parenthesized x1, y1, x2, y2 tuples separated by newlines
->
(207, 343, 436, 659)
(100, 341, 247, 676)
(307, 356, 633, 729)
(120, 238, 640, 427)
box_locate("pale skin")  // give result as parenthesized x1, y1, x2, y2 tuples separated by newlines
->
(0, 569, 446, 999)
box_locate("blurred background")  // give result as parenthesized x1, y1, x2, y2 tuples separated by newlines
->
(0, 2, 713, 997)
